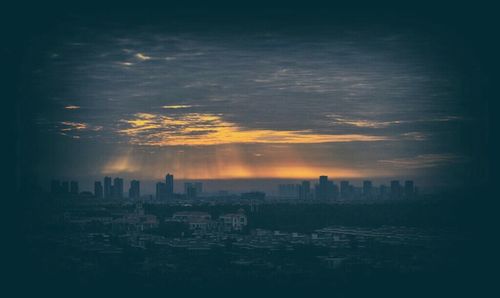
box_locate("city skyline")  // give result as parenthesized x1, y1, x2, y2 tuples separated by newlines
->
(50, 172, 418, 198)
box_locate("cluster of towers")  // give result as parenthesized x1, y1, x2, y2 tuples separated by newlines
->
(93, 177, 131, 199)
(155, 173, 174, 200)
(279, 176, 417, 200)
(50, 180, 79, 195)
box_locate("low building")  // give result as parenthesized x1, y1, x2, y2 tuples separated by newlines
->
(171, 211, 211, 222)
(219, 212, 247, 232)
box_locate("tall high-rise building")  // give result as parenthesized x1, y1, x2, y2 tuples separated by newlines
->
(165, 173, 174, 196)
(184, 182, 198, 199)
(129, 180, 140, 199)
(113, 177, 124, 199)
(363, 180, 373, 197)
(404, 180, 414, 198)
(390, 180, 401, 199)
(70, 181, 79, 195)
(316, 176, 330, 200)
(194, 182, 203, 195)
(340, 181, 350, 199)
(299, 180, 311, 200)
(94, 181, 103, 198)
(156, 182, 167, 200)
(104, 176, 112, 199)
(279, 184, 299, 197)
(379, 184, 387, 199)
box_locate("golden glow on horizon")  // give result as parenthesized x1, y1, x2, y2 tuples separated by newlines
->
(162, 105, 193, 109)
(101, 145, 392, 180)
(118, 112, 390, 146)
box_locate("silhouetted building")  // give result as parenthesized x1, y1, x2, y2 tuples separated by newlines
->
(340, 181, 350, 199)
(379, 184, 388, 199)
(113, 177, 124, 199)
(156, 182, 167, 200)
(390, 180, 401, 199)
(94, 181, 103, 198)
(279, 184, 299, 198)
(316, 176, 329, 200)
(194, 182, 203, 195)
(404, 180, 414, 198)
(70, 181, 79, 195)
(363, 180, 373, 198)
(104, 176, 112, 199)
(165, 173, 174, 196)
(299, 180, 311, 200)
(129, 180, 140, 199)
(184, 182, 198, 199)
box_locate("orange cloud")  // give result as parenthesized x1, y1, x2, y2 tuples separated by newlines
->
(118, 112, 390, 146)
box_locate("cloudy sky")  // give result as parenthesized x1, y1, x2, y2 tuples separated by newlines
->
(18, 15, 487, 192)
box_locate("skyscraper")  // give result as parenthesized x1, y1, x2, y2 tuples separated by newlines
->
(156, 182, 167, 200)
(390, 180, 401, 199)
(94, 181, 103, 198)
(129, 180, 140, 199)
(299, 180, 310, 200)
(340, 181, 350, 199)
(104, 176, 112, 199)
(70, 181, 79, 195)
(194, 182, 203, 195)
(184, 182, 198, 199)
(113, 177, 124, 199)
(404, 180, 414, 198)
(363, 180, 373, 198)
(279, 184, 299, 197)
(166, 173, 174, 197)
(317, 176, 329, 200)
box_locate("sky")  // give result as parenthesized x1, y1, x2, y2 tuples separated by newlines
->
(15, 13, 489, 193)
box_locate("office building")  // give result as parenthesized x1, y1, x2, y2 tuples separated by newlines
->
(404, 180, 414, 198)
(94, 181, 103, 198)
(113, 177, 124, 199)
(299, 180, 311, 200)
(156, 182, 167, 200)
(340, 181, 350, 199)
(104, 176, 112, 199)
(166, 173, 174, 196)
(129, 180, 140, 199)
(390, 180, 401, 199)
(363, 180, 373, 197)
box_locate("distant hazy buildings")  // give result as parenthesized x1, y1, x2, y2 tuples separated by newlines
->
(278, 184, 299, 198)
(390, 180, 401, 200)
(156, 182, 168, 200)
(166, 173, 174, 197)
(129, 180, 140, 199)
(299, 180, 311, 200)
(49, 173, 417, 202)
(94, 181, 103, 198)
(104, 176, 112, 199)
(184, 181, 203, 199)
(363, 180, 373, 198)
(112, 177, 124, 199)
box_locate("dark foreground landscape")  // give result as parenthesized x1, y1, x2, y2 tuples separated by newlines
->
(16, 190, 484, 296)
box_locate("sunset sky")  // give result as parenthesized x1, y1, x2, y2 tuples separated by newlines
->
(17, 13, 488, 193)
